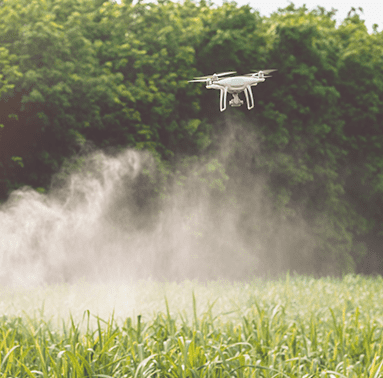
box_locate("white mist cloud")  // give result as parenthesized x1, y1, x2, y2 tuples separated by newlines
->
(0, 117, 320, 287)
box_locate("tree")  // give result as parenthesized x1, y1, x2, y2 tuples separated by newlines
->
(1, 0, 383, 276)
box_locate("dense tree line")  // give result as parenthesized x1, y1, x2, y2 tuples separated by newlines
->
(1, 0, 383, 276)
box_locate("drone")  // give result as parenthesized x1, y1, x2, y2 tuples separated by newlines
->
(189, 70, 277, 112)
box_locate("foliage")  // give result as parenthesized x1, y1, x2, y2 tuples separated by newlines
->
(2, 275, 383, 376)
(1, 0, 383, 275)
(255, 5, 383, 274)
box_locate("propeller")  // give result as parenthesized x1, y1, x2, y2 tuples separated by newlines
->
(189, 71, 236, 82)
(194, 71, 236, 79)
(188, 79, 210, 83)
(244, 69, 277, 77)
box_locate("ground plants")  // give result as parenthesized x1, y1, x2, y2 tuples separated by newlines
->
(1, 273, 383, 377)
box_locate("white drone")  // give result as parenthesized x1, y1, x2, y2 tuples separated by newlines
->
(189, 69, 277, 112)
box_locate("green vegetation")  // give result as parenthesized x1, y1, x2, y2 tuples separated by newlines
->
(1, 274, 383, 377)
(1, 0, 383, 275)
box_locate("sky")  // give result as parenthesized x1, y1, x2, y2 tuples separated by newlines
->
(125, 0, 382, 34)
(216, 0, 382, 33)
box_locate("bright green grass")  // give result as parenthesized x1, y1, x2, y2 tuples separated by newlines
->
(1, 274, 383, 377)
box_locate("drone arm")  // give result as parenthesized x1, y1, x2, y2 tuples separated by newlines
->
(245, 85, 254, 110)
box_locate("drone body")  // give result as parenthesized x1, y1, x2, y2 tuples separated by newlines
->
(189, 70, 277, 112)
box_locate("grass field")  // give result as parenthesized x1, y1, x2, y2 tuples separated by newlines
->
(1, 273, 383, 377)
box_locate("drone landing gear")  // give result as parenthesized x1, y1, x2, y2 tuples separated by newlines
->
(229, 93, 243, 107)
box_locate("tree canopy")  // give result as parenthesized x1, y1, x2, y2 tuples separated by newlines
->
(1, 0, 383, 276)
